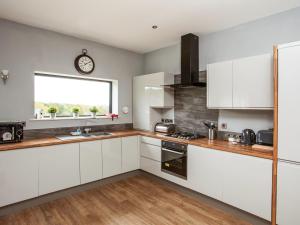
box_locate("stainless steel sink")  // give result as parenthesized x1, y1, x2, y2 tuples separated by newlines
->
(56, 132, 112, 141)
(90, 132, 112, 136)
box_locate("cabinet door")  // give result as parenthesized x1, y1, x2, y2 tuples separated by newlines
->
(223, 153, 272, 221)
(188, 145, 225, 201)
(140, 143, 161, 162)
(39, 143, 80, 196)
(80, 141, 102, 184)
(278, 45, 300, 162)
(0, 148, 38, 207)
(277, 161, 300, 225)
(207, 61, 233, 108)
(140, 157, 161, 177)
(122, 136, 139, 173)
(102, 138, 122, 178)
(233, 54, 273, 108)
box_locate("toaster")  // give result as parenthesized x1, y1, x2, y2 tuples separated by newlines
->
(256, 129, 273, 146)
(154, 122, 175, 134)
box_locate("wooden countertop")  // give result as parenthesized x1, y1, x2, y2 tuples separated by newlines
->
(0, 130, 273, 159)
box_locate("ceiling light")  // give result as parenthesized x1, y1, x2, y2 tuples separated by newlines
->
(152, 25, 158, 29)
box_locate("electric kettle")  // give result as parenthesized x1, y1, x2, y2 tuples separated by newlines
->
(241, 129, 256, 145)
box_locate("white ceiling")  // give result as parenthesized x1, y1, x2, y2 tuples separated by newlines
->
(0, 0, 300, 53)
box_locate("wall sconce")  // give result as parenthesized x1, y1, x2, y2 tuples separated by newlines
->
(1, 70, 9, 84)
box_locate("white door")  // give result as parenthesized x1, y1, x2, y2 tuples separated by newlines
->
(277, 161, 300, 225)
(207, 61, 233, 108)
(278, 44, 300, 162)
(102, 138, 122, 178)
(233, 54, 273, 108)
(223, 153, 272, 221)
(188, 145, 225, 201)
(80, 140, 102, 184)
(122, 136, 139, 173)
(39, 143, 80, 195)
(0, 148, 39, 207)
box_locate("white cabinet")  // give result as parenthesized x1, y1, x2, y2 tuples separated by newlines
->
(140, 157, 161, 177)
(122, 136, 139, 173)
(188, 145, 225, 200)
(39, 143, 80, 196)
(207, 61, 233, 108)
(223, 153, 272, 221)
(0, 148, 39, 207)
(278, 44, 300, 162)
(207, 54, 273, 109)
(277, 161, 300, 225)
(80, 141, 102, 184)
(102, 138, 122, 178)
(133, 72, 174, 130)
(233, 54, 273, 108)
(140, 143, 161, 162)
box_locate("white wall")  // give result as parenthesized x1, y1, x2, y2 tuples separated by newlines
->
(143, 7, 300, 132)
(0, 19, 143, 129)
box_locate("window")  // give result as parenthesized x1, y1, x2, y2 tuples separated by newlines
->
(34, 73, 112, 117)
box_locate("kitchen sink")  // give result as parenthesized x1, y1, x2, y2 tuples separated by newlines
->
(56, 132, 112, 141)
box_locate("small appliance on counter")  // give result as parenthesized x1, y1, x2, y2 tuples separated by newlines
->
(203, 121, 217, 140)
(256, 129, 273, 146)
(0, 121, 25, 144)
(154, 121, 175, 134)
(241, 129, 256, 146)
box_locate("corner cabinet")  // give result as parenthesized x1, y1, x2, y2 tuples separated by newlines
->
(102, 138, 122, 178)
(121, 136, 139, 173)
(207, 54, 273, 109)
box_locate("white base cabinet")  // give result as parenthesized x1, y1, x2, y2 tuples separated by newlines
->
(102, 138, 122, 178)
(38, 143, 80, 196)
(188, 145, 272, 221)
(80, 140, 102, 184)
(122, 136, 139, 173)
(277, 161, 300, 225)
(0, 148, 39, 207)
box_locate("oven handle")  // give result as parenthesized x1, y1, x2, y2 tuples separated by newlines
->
(162, 148, 185, 155)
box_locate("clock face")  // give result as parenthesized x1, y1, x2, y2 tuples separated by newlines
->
(75, 54, 95, 74)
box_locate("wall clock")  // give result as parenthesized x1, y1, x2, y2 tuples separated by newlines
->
(74, 49, 95, 74)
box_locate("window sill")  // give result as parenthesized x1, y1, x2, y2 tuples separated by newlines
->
(30, 116, 116, 121)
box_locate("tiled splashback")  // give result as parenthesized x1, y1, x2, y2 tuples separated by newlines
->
(174, 74, 219, 135)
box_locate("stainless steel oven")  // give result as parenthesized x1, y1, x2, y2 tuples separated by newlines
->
(161, 140, 187, 179)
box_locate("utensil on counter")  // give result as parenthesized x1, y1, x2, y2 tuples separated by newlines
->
(203, 121, 217, 140)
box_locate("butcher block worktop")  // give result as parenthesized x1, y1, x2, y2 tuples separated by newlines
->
(0, 130, 273, 159)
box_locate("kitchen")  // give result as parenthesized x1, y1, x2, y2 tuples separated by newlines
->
(0, 1, 300, 225)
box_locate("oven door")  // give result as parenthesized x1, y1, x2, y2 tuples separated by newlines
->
(161, 148, 187, 179)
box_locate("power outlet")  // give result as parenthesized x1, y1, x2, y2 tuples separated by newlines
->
(221, 123, 227, 129)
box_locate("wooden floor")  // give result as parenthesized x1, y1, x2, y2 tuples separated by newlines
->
(0, 175, 252, 225)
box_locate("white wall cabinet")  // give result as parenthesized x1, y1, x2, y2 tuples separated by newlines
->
(223, 153, 272, 221)
(80, 140, 102, 184)
(0, 148, 39, 207)
(233, 54, 273, 108)
(39, 143, 80, 196)
(277, 161, 300, 225)
(188, 145, 225, 200)
(207, 61, 233, 108)
(102, 138, 122, 178)
(207, 54, 273, 109)
(133, 72, 174, 131)
(122, 136, 139, 173)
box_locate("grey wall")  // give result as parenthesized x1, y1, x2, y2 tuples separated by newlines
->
(143, 7, 300, 133)
(144, 7, 300, 73)
(0, 19, 143, 129)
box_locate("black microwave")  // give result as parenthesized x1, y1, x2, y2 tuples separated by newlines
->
(0, 121, 25, 144)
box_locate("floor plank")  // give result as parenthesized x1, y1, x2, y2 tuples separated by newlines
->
(0, 175, 252, 225)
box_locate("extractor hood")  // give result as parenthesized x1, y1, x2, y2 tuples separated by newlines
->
(164, 33, 206, 88)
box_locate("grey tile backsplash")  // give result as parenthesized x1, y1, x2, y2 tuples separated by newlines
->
(174, 74, 219, 136)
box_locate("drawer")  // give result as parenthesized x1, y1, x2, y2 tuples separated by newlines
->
(140, 143, 161, 162)
(141, 136, 161, 147)
(140, 157, 161, 176)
